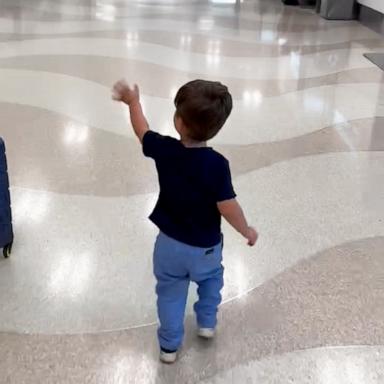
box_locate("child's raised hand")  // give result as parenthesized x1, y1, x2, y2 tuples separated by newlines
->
(112, 80, 140, 106)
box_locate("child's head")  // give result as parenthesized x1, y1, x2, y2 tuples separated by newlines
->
(174, 79, 232, 142)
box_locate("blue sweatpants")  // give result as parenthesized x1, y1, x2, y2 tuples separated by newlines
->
(153, 232, 224, 351)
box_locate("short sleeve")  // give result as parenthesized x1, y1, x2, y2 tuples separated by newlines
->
(215, 159, 236, 202)
(142, 131, 178, 160)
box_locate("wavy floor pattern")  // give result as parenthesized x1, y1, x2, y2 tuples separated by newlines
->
(2, 237, 384, 383)
(0, 0, 384, 382)
(1, 152, 383, 333)
(1, 54, 383, 99)
(2, 101, 383, 196)
(4, 31, 384, 58)
(1, 69, 383, 144)
(0, 17, 379, 45)
(0, 38, 380, 80)
(201, 346, 384, 384)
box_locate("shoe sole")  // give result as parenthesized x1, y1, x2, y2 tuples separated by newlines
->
(160, 358, 176, 364)
(160, 353, 177, 364)
(198, 330, 215, 339)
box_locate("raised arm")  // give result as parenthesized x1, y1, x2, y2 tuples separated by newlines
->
(112, 80, 149, 142)
(217, 198, 258, 246)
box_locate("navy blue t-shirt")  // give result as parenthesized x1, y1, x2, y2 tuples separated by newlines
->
(143, 131, 236, 248)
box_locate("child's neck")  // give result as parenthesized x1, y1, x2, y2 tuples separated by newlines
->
(181, 136, 207, 148)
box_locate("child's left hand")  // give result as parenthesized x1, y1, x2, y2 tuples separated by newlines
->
(112, 80, 140, 106)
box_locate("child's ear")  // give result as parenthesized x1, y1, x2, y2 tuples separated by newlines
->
(174, 114, 182, 127)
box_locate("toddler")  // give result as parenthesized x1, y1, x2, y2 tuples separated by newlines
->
(112, 79, 258, 364)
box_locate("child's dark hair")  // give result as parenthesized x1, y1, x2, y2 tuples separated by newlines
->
(174, 79, 232, 141)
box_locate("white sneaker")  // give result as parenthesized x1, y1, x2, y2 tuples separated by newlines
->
(160, 349, 177, 364)
(198, 328, 215, 339)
